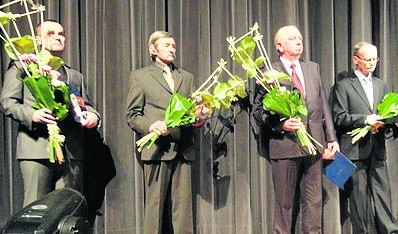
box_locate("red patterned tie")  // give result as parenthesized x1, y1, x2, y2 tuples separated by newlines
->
(291, 63, 306, 98)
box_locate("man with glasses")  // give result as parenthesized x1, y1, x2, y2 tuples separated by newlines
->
(332, 41, 398, 233)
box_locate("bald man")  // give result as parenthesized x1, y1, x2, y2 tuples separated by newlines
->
(0, 20, 99, 208)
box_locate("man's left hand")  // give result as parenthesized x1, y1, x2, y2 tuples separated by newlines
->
(81, 111, 99, 128)
(327, 141, 340, 156)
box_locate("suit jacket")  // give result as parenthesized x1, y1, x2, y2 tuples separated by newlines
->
(126, 63, 195, 161)
(332, 72, 387, 160)
(0, 62, 99, 160)
(253, 59, 337, 159)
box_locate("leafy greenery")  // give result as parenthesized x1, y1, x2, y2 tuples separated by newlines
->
(349, 92, 398, 144)
(4, 35, 36, 60)
(0, 11, 10, 26)
(226, 26, 321, 155)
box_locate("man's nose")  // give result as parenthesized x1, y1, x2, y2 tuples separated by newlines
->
(52, 34, 61, 39)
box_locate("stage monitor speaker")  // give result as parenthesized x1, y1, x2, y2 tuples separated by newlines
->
(1, 188, 90, 234)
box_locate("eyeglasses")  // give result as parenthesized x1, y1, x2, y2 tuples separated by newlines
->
(355, 55, 379, 63)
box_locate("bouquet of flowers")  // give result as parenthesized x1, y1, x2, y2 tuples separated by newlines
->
(348, 92, 398, 144)
(136, 59, 247, 152)
(226, 23, 322, 155)
(0, 1, 69, 163)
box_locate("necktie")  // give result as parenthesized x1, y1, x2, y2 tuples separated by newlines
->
(163, 66, 174, 92)
(362, 77, 373, 108)
(290, 63, 306, 98)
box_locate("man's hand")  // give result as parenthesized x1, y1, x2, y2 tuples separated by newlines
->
(366, 114, 384, 133)
(366, 114, 383, 126)
(149, 120, 169, 136)
(327, 141, 340, 156)
(282, 117, 303, 131)
(32, 108, 56, 124)
(81, 111, 99, 129)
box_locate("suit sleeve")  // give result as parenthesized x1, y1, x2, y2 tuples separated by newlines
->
(317, 65, 337, 142)
(125, 70, 152, 135)
(79, 74, 100, 118)
(0, 62, 36, 129)
(67, 68, 101, 125)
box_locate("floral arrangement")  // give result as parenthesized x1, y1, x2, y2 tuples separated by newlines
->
(226, 23, 321, 155)
(0, 1, 69, 163)
(136, 59, 247, 152)
(138, 23, 323, 155)
(348, 92, 398, 144)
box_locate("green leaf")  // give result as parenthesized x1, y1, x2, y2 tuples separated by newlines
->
(27, 63, 39, 75)
(213, 82, 230, 101)
(164, 93, 194, 127)
(242, 62, 256, 78)
(262, 88, 308, 118)
(254, 56, 266, 67)
(220, 99, 231, 109)
(377, 92, 398, 119)
(4, 35, 36, 60)
(0, 11, 10, 26)
(23, 74, 69, 120)
(227, 76, 247, 99)
(38, 50, 52, 66)
(38, 50, 64, 70)
(197, 92, 216, 108)
(240, 36, 256, 57)
(48, 56, 64, 70)
(23, 75, 56, 111)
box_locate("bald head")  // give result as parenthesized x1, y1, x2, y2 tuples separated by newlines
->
(274, 25, 303, 61)
(35, 21, 66, 57)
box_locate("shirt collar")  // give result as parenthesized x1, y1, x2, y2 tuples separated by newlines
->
(354, 70, 372, 82)
(154, 61, 177, 72)
(280, 56, 300, 69)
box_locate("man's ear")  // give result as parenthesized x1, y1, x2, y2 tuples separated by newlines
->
(149, 44, 157, 57)
(276, 42, 283, 53)
(35, 35, 42, 44)
(352, 56, 359, 65)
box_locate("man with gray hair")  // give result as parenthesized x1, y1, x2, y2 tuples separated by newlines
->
(332, 41, 398, 233)
(126, 31, 196, 233)
(253, 25, 339, 233)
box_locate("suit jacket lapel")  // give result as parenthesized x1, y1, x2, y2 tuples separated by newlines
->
(350, 75, 372, 111)
(273, 60, 293, 88)
(299, 60, 310, 100)
(173, 68, 183, 93)
(149, 64, 173, 93)
(274, 59, 309, 99)
(372, 76, 383, 109)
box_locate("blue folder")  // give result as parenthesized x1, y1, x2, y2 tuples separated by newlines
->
(323, 151, 357, 189)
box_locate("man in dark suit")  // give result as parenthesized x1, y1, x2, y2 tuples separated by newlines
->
(253, 25, 339, 233)
(332, 41, 398, 233)
(0, 20, 100, 207)
(126, 31, 195, 234)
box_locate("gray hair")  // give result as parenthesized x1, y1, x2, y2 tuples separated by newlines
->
(352, 41, 376, 56)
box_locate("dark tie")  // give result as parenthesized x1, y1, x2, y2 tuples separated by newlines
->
(291, 63, 306, 98)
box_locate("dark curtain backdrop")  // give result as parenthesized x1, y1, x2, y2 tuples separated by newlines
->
(1, 0, 397, 233)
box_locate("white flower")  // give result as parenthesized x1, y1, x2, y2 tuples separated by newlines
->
(49, 70, 61, 79)
(51, 78, 66, 87)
